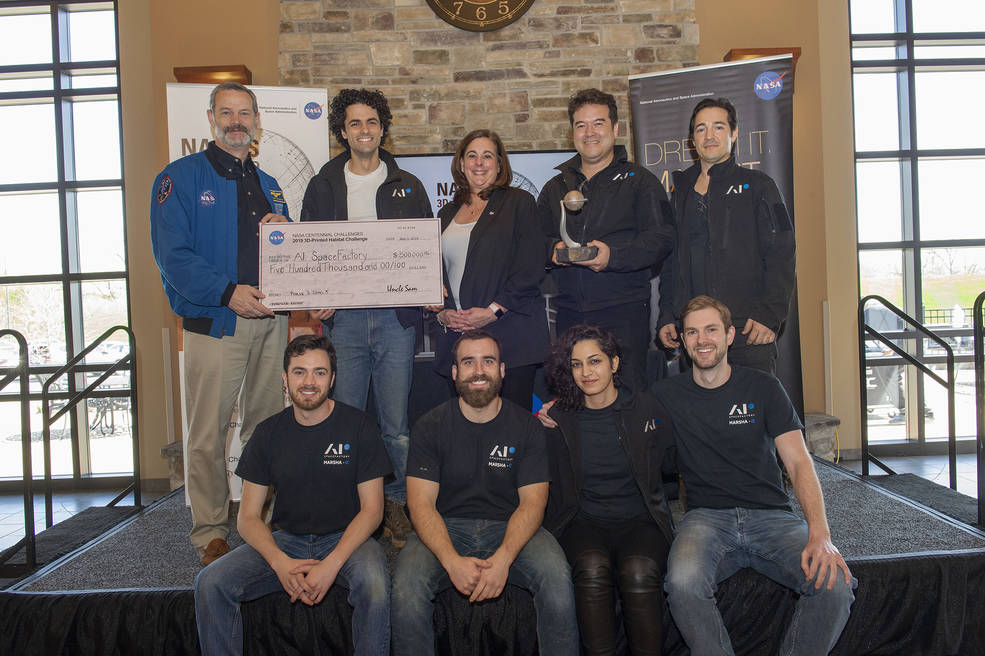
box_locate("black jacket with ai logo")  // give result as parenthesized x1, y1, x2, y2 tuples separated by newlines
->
(658, 155, 796, 333)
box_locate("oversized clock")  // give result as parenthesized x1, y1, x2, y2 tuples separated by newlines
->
(426, 0, 536, 32)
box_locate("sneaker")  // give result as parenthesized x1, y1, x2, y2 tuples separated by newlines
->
(383, 498, 412, 548)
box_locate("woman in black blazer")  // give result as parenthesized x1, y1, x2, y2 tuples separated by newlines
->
(429, 129, 549, 410)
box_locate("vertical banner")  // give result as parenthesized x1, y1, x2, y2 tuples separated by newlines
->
(166, 83, 330, 501)
(629, 55, 804, 416)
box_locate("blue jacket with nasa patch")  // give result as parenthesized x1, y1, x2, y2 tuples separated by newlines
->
(300, 148, 433, 328)
(150, 149, 289, 339)
(543, 388, 676, 542)
(538, 145, 676, 312)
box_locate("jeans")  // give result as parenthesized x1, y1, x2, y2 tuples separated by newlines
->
(664, 507, 856, 656)
(328, 308, 415, 504)
(391, 519, 579, 656)
(559, 517, 671, 656)
(195, 531, 390, 656)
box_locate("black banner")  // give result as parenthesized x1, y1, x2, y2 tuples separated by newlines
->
(629, 55, 804, 415)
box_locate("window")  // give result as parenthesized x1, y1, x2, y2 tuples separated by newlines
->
(0, 2, 131, 481)
(850, 0, 985, 446)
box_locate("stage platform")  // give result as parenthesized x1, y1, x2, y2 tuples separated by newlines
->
(2, 459, 984, 655)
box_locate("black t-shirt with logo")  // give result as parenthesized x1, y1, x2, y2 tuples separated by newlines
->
(654, 366, 803, 511)
(408, 398, 550, 521)
(236, 403, 392, 535)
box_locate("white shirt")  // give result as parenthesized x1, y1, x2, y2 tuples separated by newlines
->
(343, 160, 387, 221)
(442, 220, 477, 310)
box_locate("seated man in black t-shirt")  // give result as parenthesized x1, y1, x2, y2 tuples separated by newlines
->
(655, 296, 856, 656)
(391, 329, 578, 656)
(194, 335, 392, 656)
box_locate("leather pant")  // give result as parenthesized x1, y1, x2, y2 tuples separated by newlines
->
(560, 517, 671, 656)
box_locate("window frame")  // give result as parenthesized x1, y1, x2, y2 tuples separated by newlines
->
(0, 0, 132, 484)
(850, 0, 985, 450)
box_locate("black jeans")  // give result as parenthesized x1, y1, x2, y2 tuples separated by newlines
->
(559, 517, 671, 656)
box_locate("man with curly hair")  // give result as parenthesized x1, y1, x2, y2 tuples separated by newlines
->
(300, 89, 432, 547)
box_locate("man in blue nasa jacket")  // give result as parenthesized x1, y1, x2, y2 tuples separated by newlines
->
(151, 81, 290, 565)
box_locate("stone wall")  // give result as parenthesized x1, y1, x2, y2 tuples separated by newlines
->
(279, 0, 697, 154)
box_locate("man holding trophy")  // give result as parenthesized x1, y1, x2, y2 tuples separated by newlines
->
(538, 88, 676, 392)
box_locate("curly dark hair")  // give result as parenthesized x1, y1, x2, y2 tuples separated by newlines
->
(567, 88, 618, 125)
(328, 88, 392, 149)
(545, 324, 622, 412)
(450, 129, 513, 206)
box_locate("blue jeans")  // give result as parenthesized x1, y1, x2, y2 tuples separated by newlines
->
(328, 308, 414, 504)
(391, 519, 579, 656)
(664, 507, 856, 656)
(194, 531, 390, 656)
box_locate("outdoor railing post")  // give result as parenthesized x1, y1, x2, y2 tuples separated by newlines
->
(0, 330, 35, 571)
(858, 297, 870, 476)
(858, 295, 957, 483)
(973, 290, 985, 526)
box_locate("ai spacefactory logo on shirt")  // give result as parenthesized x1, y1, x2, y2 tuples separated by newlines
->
(728, 403, 757, 425)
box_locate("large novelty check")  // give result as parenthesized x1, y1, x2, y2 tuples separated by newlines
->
(259, 219, 443, 310)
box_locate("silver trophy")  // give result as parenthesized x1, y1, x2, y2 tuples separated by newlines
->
(555, 189, 597, 263)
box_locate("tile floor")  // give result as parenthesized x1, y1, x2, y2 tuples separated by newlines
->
(0, 488, 166, 552)
(839, 453, 980, 498)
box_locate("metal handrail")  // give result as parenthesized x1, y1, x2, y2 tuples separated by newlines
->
(40, 325, 141, 528)
(858, 295, 957, 488)
(973, 290, 985, 526)
(0, 330, 35, 575)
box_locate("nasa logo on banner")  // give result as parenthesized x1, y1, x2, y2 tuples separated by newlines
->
(754, 71, 786, 100)
(303, 101, 323, 120)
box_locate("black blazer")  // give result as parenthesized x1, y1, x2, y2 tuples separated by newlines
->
(434, 186, 550, 372)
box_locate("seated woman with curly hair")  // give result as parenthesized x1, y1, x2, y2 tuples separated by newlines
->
(539, 324, 676, 656)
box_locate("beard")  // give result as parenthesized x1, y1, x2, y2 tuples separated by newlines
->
(288, 384, 330, 411)
(455, 374, 503, 409)
(215, 123, 256, 148)
(689, 343, 728, 370)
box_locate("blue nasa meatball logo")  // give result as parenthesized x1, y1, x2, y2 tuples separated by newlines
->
(753, 71, 786, 100)
(268, 230, 285, 245)
(303, 102, 323, 120)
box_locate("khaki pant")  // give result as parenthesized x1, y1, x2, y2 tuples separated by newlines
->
(183, 315, 288, 548)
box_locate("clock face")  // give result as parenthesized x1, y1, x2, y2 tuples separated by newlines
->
(426, 0, 536, 32)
